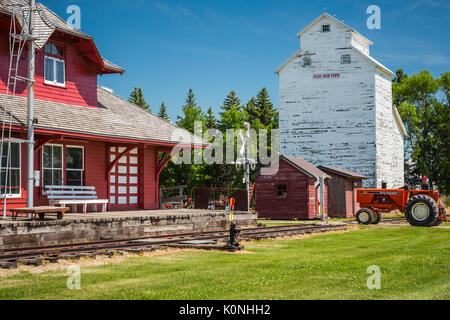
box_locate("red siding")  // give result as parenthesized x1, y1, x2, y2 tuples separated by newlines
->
(0, 30, 98, 107)
(256, 158, 316, 219)
(2, 135, 162, 213)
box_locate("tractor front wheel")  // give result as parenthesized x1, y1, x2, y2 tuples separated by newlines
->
(405, 195, 439, 227)
(356, 209, 374, 225)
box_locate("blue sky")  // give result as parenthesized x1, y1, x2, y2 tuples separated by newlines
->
(46, 0, 449, 122)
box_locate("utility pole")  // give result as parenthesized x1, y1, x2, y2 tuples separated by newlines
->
(244, 122, 251, 212)
(26, 0, 36, 209)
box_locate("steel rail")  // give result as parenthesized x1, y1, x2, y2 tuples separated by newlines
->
(0, 224, 345, 262)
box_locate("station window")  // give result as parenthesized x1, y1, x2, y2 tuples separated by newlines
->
(44, 42, 65, 87)
(322, 24, 330, 32)
(0, 142, 21, 197)
(43, 145, 63, 187)
(43, 145, 84, 187)
(341, 54, 352, 64)
(277, 185, 287, 197)
(66, 147, 84, 186)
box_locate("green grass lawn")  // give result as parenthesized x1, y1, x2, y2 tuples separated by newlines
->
(0, 226, 449, 300)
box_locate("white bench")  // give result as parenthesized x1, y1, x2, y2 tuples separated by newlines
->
(45, 185, 109, 214)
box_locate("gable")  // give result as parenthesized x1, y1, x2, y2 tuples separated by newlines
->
(0, 0, 123, 75)
(296, 13, 372, 46)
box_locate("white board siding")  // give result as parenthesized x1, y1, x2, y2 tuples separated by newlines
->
(375, 71, 405, 188)
(278, 15, 404, 188)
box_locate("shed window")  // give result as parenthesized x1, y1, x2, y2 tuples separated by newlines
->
(44, 43, 65, 87)
(0, 142, 21, 197)
(277, 185, 287, 197)
(341, 54, 352, 64)
(322, 24, 330, 32)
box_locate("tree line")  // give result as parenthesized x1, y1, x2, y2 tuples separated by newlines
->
(128, 87, 279, 194)
(393, 70, 449, 194)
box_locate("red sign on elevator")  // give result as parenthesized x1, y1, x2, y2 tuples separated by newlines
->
(313, 73, 340, 79)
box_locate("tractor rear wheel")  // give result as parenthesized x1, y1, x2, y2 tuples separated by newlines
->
(371, 212, 382, 225)
(356, 209, 374, 225)
(405, 195, 439, 227)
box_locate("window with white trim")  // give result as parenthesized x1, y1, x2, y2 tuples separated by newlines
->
(44, 42, 65, 86)
(0, 142, 21, 197)
(303, 57, 312, 67)
(66, 147, 84, 186)
(43, 145, 63, 187)
(322, 24, 330, 32)
(341, 54, 352, 64)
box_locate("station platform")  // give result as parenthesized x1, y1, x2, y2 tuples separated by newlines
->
(0, 210, 257, 249)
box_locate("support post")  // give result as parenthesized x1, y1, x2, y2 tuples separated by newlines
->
(320, 175, 326, 222)
(26, 0, 36, 210)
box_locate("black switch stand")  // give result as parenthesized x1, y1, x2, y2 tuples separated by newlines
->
(227, 223, 241, 247)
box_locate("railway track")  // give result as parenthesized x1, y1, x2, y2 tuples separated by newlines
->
(0, 223, 346, 269)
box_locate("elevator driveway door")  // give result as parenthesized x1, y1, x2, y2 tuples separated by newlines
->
(109, 147, 139, 211)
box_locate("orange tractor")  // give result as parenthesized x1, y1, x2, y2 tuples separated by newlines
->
(356, 188, 447, 227)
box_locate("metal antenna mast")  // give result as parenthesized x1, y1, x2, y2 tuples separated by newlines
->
(27, 0, 36, 209)
(0, 1, 37, 218)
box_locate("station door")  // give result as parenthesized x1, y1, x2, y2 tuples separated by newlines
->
(109, 147, 139, 211)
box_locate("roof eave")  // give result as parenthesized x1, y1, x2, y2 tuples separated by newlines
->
(318, 166, 369, 180)
(11, 124, 209, 149)
(296, 13, 373, 46)
(275, 49, 302, 74)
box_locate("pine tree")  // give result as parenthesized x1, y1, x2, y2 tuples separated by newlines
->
(158, 101, 170, 121)
(245, 97, 259, 125)
(222, 91, 241, 112)
(205, 106, 217, 129)
(165, 89, 206, 194)
(219, 91, 245, 130)
(128, 87, 150, 112)
(254, 88, 276, 127)
(177, 89, 204, 133)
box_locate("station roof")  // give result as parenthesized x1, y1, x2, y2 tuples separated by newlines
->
(0, 87, 208, 148)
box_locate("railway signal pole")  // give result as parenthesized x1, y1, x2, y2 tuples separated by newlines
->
(243, 122, 251, 212)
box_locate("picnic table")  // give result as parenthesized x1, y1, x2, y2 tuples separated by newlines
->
(9, 206, 69, 221)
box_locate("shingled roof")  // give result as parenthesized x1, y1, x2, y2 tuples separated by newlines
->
(282, 155, 330, 179)
(0, 0, 123, 74)
(0, 87, 207, 147)
(318, 165, 369, 180)
(256, 155, 330, 179)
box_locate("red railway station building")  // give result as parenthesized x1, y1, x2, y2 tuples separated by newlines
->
(0, 1, 205, 212)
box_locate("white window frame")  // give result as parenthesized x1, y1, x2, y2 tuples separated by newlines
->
(44, 56, 66, 87)
(66, 145, 85, 187)
(0, 141, 22, 199)
(341, 54, 352, 64)
(42, 144, 64, 187)
(322, 24, 331, 32)
(302, 57, 312, 67)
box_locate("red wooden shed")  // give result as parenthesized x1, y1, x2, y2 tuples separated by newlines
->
(255, 155, 330, 220)
(318, 166, 368, 218)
